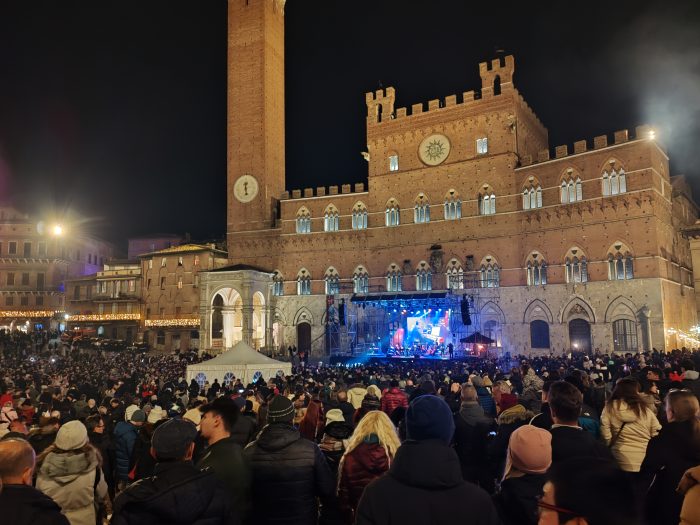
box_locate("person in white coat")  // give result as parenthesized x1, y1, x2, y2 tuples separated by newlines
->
(601, 377, 661, 472)
(36, 420, 108, 525)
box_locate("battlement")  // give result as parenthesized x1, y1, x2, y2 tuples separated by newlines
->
(365, 55, 528, 126)
(518, 125, 658, 167)
(479, 55, 514, 97)
(281, 183, 367, 200)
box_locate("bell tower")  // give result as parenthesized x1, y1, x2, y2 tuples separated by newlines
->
(227, 0, 286, 242)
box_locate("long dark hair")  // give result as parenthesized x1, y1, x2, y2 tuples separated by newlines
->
(607, 377, 645, 418)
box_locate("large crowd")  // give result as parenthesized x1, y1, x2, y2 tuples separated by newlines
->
(1, 332, 700, 525)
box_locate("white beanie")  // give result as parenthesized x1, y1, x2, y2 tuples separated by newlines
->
(125, 404, 139, 422)
(55, 420, 88, 450)
(148, 406, 165, 424)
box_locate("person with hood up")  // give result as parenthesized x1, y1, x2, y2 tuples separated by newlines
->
(338, 410, 400, 522)
(641, 389, 700, 525)
(347, 383, 368, 409)
(35, 420, 108, 525)
(111, 418, 236, 525)
(601, 377, 660, 473)
(0, 438, 70, 525)
(356, 395, 500, 525)
(492, 425, 551, 525)
(243, 395, 335, 525)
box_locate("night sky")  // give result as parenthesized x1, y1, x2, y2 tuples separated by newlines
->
(0, 0, 698, 253)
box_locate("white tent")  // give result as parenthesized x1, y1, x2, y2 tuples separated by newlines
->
(186, 341, 292, 388)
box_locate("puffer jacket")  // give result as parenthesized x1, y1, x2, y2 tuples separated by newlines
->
(475, 386, 497, 418)
(338, 437, 391, 516)
(111, 461, 237, 525)
(114, 420, 140, 481)
(347, 385, 368, 409)
(380, 388, 408, 417)
(601, 400, 661, 472)
(36, 447, 107, 525)
(243, 423, 335, 525)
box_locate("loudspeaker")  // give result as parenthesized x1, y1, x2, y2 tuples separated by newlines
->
(339, 300, 346, 326)
(461, 297, 472, 326)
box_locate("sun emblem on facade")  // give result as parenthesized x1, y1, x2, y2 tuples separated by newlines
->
(425, 139, 446, 161)
(418, 133, 451, 165)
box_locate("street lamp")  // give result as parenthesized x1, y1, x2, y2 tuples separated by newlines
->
(53, 224, 63, 236)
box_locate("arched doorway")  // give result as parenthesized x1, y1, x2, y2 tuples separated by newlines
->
(297, 322, 311, 355)
(568, 319, 592, 352)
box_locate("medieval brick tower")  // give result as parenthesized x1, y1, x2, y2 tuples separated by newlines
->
(227, 0, 286, 240)
(211, 0, 698, 358)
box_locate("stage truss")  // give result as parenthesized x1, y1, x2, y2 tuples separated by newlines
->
(325, 279, 501, 356)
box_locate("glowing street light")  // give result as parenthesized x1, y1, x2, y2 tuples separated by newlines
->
(648, 129, 656, 140)
(53, 224, 64, 236)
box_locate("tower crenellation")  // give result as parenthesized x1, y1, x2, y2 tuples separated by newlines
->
(479, 55, 515, 97)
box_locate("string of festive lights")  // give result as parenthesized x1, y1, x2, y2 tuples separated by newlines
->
(666, 327, 700, 346)
(68, 313, 141, 322)
(0, 310, 58, 318)
(144, 318, 200, 327)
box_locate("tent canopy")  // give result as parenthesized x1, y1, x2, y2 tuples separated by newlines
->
(186, 341, 292, 388)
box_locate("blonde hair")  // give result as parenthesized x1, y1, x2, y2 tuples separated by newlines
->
(338, 410, 401, 484)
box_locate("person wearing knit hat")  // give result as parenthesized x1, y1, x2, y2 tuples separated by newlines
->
(36, 420, 108, 525)
(357, 395, 500, 524)
(244, 394, 335, 524)
(406, 394, 455, 444)
(266, 394, 295, 424)
(54, 420, 89, 450)
(124, 404, 139, 422)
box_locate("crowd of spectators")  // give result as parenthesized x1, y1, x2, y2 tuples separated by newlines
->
(1, 332, 700, 524)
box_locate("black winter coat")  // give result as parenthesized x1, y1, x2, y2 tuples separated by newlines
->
(641, 420, 700, 525)
(0, 484, 70, 525)
(243, 423, 335, 525)
(230, 413, 257, 447)
(452, 402, 494, 486)
(529, 402, 553, 430)
(111, 461, 238, 525)
(493, 473, 547, 525)
(355, 440, 500, 525)
(549, 425, 614, 464)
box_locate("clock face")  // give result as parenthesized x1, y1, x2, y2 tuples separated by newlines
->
(233, 175, 259, 203)
(418, 133, 451, 166)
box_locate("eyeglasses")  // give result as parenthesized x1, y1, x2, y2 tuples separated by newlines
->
(537, 498, 580, 518)
(668, 388, 691, 393)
